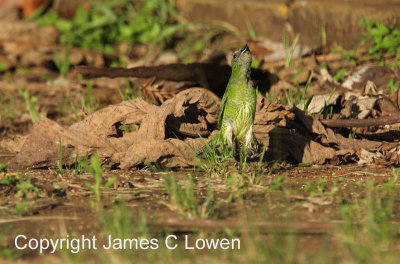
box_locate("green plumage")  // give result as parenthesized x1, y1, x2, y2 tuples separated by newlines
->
(213, 44, 257, 151)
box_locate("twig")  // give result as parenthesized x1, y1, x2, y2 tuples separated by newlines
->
(320, 114, 400, 128)
(155, 218, 333, 234)
(74, 64, 231, 82)
(0, 216, 78, 224)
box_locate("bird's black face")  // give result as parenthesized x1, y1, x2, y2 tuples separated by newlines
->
(232, 44, 252, 74)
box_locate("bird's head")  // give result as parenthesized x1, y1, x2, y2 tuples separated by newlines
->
(231, 44, 252, 77)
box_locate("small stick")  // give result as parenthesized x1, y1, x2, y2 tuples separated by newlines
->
(155, 218, 333, 234)
(320, 114, 400, 128)
(0, 216, 78, 224)
(74, 64, 230, 82)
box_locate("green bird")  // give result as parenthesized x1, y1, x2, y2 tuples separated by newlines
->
(212, 44, 257, 152)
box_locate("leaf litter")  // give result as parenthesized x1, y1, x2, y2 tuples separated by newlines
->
(0, 12, 400, 169)
(1, 5, 400, 263)
(3, 83, 400, 169)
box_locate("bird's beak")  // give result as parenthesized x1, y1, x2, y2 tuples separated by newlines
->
(240, 44, 250, 55)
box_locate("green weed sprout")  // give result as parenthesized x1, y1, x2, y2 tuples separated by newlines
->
(53, 49, 70, 78)
(15, 85, 41, 123)
(80, 81, 98, 113)
(285, 72, 313, 113)
(283, 32, 300, 68)
(360, 18, 400, 58)
(82, 154, 116, 208)
(163, 175, 216, 219)
(16, 175, 40, 198)
(195, 136, 235, 177)
(36, 0, 182, 53)
(0, 163, 7, 172)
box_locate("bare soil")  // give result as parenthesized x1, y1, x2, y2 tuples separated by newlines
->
(0, 6, 400, 262)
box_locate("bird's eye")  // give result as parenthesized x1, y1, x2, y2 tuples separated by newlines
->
(233, 53, 238, 59)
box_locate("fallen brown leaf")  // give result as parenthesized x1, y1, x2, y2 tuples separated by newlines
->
(4, 87, 400, 169)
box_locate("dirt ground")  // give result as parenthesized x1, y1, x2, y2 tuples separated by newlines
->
(1, 1, 400, 263)
(0, 165, 396, 258)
